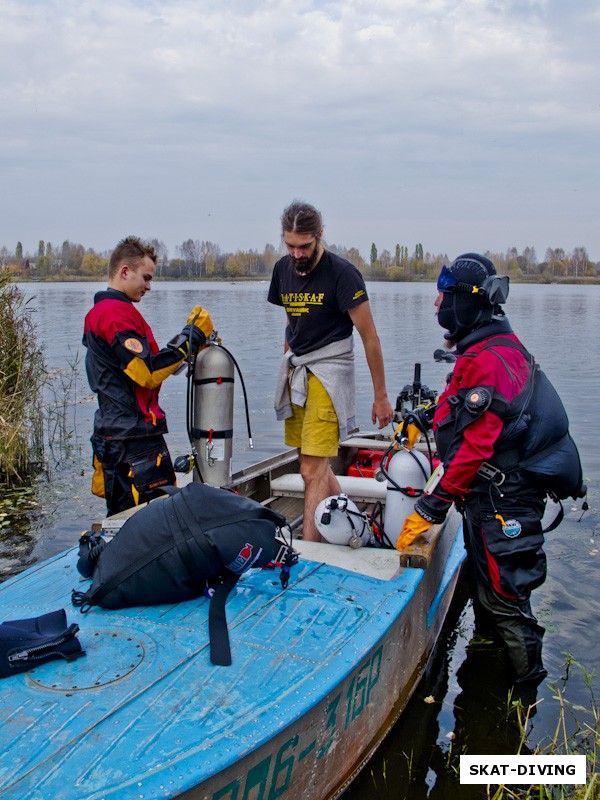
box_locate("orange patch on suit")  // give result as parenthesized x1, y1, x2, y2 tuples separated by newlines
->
(124, 337, 143, 354)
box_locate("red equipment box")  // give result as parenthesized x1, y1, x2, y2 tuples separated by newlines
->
(347, 449, 382, 479)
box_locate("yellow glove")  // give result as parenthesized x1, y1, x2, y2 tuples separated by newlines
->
(187, 306, 214, 338)
(395, 511, 432, 551)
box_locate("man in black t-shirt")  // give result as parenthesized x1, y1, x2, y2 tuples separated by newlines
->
(268, 201, 394, 540)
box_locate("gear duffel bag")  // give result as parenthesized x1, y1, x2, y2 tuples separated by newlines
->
(72, 482, 285, 665)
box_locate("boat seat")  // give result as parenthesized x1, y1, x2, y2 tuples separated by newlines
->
(338, 436, 391, 451)
(270, 473, 387, 502)
(293, 539, 402, 580)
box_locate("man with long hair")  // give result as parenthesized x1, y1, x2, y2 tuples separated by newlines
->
(269, 202, 394, 541)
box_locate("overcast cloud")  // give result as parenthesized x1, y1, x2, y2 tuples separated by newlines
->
(1, 0, 599, 261)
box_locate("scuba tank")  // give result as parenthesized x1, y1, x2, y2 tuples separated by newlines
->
(177, 333, 252, 488)
(382, 362, 435, 542)
(314, 495, 371, 547)
(192, 345, 234, 487)
(383, 449, 431, 543)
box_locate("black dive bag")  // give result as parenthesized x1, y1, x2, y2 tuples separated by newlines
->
(516, 365, 583, 500)
(474, 338, 584, 500)
(72, 482, 285, 665)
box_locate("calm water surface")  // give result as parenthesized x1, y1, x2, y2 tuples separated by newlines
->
(10, 280, 600, 798)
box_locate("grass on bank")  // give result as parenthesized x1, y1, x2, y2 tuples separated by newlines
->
(483, 656, 598, 800)
(0, 269, 45, 485)
(366, 654, 599, 800)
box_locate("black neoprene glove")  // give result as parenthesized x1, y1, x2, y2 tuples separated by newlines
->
(415, 492, 453, 525)
(167, 326, 206, 359)
(181, 324, 206, 355)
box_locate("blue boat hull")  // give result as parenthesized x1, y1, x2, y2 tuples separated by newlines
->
(0, 507, 464, 800)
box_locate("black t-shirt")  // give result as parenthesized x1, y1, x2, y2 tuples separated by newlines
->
(268, 251, 368, 355)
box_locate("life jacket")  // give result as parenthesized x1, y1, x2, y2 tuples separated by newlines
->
(441, 337, 584, 501)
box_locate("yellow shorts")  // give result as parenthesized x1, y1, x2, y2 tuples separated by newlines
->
(285, 372, 340, 457)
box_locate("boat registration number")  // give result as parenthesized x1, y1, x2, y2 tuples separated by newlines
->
(211, 644, 384, 799)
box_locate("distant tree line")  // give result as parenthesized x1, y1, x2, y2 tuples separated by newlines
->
(1, 238, 598, 282)
(1, 239, 281, 281)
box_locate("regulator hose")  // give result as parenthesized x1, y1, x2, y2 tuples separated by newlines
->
(378, 442, 430, 498)
(215, 342, 253, 449)
(401, 410, 435, 468)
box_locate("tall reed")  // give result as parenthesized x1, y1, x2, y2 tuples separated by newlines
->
(0, 270, 46, 484)
(486, 657, 598, 799)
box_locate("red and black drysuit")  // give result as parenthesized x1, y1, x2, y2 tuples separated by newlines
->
(416, 319, 548, 685)
(83, 289, 187, 515)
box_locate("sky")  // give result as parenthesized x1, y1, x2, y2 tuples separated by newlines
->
(1, 0, 599, 263)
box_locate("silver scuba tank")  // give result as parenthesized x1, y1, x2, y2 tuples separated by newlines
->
(192, 345, 234, 487)
(383, 449, 431, 543)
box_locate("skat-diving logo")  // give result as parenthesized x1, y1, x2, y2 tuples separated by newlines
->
(226, 543, 264, 574)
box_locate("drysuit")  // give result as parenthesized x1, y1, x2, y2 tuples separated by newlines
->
(425, 319, 549, 684)
(83, 288, 185, 515)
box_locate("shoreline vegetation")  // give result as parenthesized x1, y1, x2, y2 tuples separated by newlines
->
(2, 239, 599, 283)
(0, 271, 45, 486)
(0, 268, 84, 489)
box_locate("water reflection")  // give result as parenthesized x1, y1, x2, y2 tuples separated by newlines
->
(0, 487, 40, 580)
(344, 590, 543, 800)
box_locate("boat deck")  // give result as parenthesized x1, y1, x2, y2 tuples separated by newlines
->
(0, 541, 432, 799)
(0, 438, 465, 800)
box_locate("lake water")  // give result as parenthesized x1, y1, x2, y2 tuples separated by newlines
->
(9, 280, 600, 798)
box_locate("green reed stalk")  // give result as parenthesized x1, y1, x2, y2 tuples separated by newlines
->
(0, 270, 46, 485)
(491, 658, 598, 800)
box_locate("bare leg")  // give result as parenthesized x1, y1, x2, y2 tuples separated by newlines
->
(299, 454, 342, 541)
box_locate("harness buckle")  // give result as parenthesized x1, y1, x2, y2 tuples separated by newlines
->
(477, 462, 506, 485)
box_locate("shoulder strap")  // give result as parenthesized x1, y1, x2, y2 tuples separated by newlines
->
(466, 336, 533, 364)
(208, 571, 239, 666)
(460, 336, 536, 418)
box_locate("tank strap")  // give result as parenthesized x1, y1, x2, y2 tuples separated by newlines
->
(194, 376, 234, 385)
(191, 427, 233, 439)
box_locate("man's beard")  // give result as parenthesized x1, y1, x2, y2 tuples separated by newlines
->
(291, 242, 321, 276)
